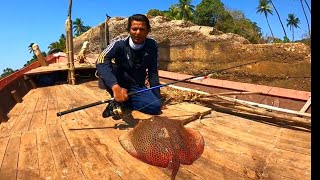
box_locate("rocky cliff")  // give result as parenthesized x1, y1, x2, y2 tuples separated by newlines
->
(73, 16, 311, 92)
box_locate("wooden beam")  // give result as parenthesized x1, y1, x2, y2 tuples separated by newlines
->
(32, 44, 48, 66)
(0, 108, 9, 123)
(23, 75, 37, 89)
(199, 97, 311, 127)
(11, 90, 22, 103)
(299, 97, 311, 113)
(215, 95, 311, 118)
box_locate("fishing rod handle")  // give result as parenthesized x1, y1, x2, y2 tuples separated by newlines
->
(56, 99, 113, 117)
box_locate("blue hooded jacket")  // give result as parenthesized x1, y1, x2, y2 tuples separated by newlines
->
(96, 36, 160, 98)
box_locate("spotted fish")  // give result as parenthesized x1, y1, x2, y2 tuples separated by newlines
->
(119, 116, 204, 179)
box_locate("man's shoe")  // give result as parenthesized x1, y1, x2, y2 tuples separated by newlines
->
(102, 103, 112, 118)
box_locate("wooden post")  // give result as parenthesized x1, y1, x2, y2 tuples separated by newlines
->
(105, 14, 111, 47)
(32, 44, 48, 66)
(11, 90, 22, 103)
(0, 108, 9, 123)
(300, 97, 311, 113)
(65, 19, 71, 84)
(76, 41, 89, 63)
(23, 75, 37, 89)
(66, 0, 76, 85)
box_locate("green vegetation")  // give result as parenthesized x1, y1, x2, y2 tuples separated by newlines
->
(0, 68, 16, 79)
(256, 0, 274, 38)
(146, 0, 310, 44)
(286, 13, 300, 41)
(73, 18, 91, 37)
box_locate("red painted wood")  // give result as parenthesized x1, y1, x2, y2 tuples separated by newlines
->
(0, 54, 57, 91)
(158, 70, 311, 101)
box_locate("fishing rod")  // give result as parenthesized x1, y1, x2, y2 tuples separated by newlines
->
(56, 59, 265, 117)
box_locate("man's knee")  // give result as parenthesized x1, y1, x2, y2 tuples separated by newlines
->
(144, 100, 161, 115)
(133, 98, 161, 115)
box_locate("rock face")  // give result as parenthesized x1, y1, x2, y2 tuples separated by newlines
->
(73, 16, 311, 92)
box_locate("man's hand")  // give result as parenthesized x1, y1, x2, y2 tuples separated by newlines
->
(112, 84, 128, 102)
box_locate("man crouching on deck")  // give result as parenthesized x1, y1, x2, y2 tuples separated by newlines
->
(96, 14, 161, 119)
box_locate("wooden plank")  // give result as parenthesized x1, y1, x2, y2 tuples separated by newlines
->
(188, 115, 311, 179)
(161, 107, 201, 124)
(29, 87, 50, 130)
(275, 136, 311, 155)
(10, 95, 40, 134)
(47, 123, 86, 179)
(191, 120, 275, 154)
(201, 111, 280, 140)
(36, 128, 59, 180)
(187, 120, 268, 176)
(166, 102, 212, 117)
(201, 146, 260, 179)
(61, 118, 121, 179)
(300, 97, 311, 113)
(46, 86, 60, 126)
(67, 110, 149, 179)
(0, 89, 44, 137)
(62, 118, 121, 178)
(198, 116, 277, 145)
(0, 137, 10, 168)
(11, 89, 44, 132)
(17, 130, 39, 179)
(0, 89, 39, 136)
(7, 100, 28, 117)
(0, 133, 21, 179)
(261, 148, 310, 179)
(279, 128, 311, 142)
(179, 155, 241, 180)
(0, 116, 21, 138)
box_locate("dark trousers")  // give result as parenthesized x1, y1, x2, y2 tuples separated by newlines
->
(99, 78, 161, 115)
(125, 85, 161, 115)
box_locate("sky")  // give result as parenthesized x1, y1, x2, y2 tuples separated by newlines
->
(0, 0, 311, 73)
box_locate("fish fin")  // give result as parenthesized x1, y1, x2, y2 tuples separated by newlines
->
(119, 132, 139, 157)
(179, 129, 204, 165)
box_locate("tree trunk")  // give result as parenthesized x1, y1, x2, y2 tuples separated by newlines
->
(300, 0, 311, 37)
(269, 0, 287, 39)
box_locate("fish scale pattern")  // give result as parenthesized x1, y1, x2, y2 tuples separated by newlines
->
(119, 116, 204, 179)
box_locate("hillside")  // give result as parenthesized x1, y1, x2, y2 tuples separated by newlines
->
(73, 16, 311, 92)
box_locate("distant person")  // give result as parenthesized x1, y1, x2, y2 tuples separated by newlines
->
(96, 14, 161, 119)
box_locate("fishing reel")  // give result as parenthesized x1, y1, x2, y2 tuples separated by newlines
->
(102, 101, 123, 120)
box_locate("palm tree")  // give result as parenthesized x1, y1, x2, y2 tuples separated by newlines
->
(28, 43, 35, 54)
(48, 34, 66, 53)
(1, 68, 15, 78)
(73, 18, 85, 36)
(299, 0, 310, 37)
(173, 0, 195, 20)
(286, 13, 300, 41)
(256, 0, 274, 39)
(168, 5, 181, 20)
(268, 0, 288, 39)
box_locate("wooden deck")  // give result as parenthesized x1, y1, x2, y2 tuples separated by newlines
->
(0, 80, 311, 179)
